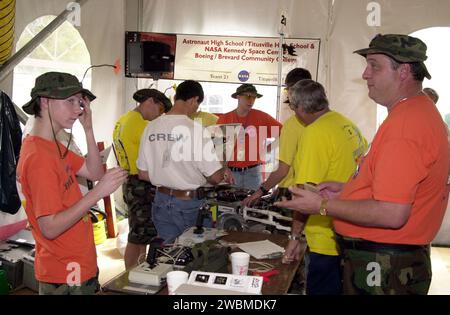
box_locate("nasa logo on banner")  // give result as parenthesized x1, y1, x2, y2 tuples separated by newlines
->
(238, 70, 250, 82)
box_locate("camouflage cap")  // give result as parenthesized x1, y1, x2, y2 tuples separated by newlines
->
(231, 84, 263, 99)
(22, 72, 96, 115)
(354, 34, 431, 79)
(133, 88, 172, 113)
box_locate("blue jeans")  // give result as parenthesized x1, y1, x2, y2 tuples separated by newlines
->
(231, 165, 262, 191)
(306, 251, 342, 295)
(151, 191, 211, 244)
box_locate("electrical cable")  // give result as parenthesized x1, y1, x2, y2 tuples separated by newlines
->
(81, 64, 117, 83)
(137, 252, 147, 265)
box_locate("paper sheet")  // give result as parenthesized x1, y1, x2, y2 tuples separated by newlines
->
(237, 240, 285, 259)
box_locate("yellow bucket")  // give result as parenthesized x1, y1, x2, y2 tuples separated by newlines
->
(92, 212, 107, 245)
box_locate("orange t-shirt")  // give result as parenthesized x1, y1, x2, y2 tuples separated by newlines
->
(217, 109, 282, 168)
(335, 95, 450, 245)
(17, 136, 97, 283)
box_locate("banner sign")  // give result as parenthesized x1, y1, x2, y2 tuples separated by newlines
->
(125, 32, 320, 85)
(174, 34, 320, 85)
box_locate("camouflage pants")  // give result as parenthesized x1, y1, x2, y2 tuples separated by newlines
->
(123, 176, 157, 244)
(39, 276, 99, 295)
(338, 235, 431, 295)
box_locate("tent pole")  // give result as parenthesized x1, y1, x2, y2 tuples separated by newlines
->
(276, 14, 286, 121)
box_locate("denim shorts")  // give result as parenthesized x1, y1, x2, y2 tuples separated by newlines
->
(151, 191, 212, 244)
(231, 165, 262, 191)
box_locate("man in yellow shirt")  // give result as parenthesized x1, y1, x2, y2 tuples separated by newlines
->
(242, 68, 312, 205)
(283, 80, 367, 295)
(113, 89, 172, 269)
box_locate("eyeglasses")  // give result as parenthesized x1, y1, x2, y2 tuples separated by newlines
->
(240, 94, 257, 100)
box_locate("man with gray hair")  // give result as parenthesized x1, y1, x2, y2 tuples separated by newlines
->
(281, 79, 367, 295)
(276, 34, 450, 295)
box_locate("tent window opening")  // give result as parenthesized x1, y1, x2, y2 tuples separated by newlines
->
(12, 15, 92, 153)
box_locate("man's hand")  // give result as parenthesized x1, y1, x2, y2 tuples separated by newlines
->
(241, 189, 263, 207)
(317, 181, 344, 200)
(93, 167, 128, 198)
(282, 239, 301, 264)
(274, 186, 322, 215)
(222, 168, 235, 184)
(77, 96, 93, 131)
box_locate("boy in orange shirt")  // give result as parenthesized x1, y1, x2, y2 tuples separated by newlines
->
(17, 72, 128, 295)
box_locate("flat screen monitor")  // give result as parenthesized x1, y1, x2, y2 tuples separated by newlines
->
(125, 31, 176, 79)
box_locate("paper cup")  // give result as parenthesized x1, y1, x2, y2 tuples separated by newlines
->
(166, 270, 189, 295)
(230, 252, 250, 275)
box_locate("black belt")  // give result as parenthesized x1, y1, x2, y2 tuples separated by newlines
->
(336, 234, 428, 253)
(229, 164, 261, 172)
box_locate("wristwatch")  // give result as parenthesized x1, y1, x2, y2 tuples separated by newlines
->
(288, 234, 301, 241)
(319, 198, 329, 216)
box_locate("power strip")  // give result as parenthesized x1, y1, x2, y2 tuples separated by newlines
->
(177, 227, 218, 247)
(128, 262, 173, 286)
(177, 270, 263, 295)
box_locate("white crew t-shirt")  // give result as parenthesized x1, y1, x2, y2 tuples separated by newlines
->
(137, 115, 222, 190)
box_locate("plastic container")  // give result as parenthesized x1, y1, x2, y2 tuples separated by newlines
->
(92, 212, 107, 245)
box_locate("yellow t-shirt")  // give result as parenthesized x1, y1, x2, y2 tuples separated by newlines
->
(278, 115, 305, 188)
(112, 110, 148, 174)
(190, 111, 219, 127)
(293, 111, 368, 256)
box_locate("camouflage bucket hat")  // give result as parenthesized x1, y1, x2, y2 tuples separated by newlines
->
(133, 88, 172, 113)
(354, 34, 431, 79)
(231, 84, 263, 99)
(22, 72, 96, 115)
